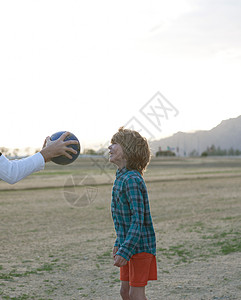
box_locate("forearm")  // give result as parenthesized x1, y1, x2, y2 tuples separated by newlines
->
(0, 153, 45, 184)
(116, 222, 141, 260)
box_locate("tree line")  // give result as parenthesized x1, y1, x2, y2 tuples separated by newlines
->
(0, 147, 40, 157)
(200, 145, 241, 156)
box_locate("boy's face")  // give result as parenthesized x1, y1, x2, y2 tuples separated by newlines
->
(108, 143, 126, 169)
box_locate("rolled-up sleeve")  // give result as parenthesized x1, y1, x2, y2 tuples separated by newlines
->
(0, 152, 45, 184)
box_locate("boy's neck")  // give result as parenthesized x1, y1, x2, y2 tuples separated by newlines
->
(117, 159, 127, 170)
(118, 163, 126, 170)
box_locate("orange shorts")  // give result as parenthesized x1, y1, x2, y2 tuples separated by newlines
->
(120, 252, 157, 287)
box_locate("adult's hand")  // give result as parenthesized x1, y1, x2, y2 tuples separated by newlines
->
(40, 131, 79, 162)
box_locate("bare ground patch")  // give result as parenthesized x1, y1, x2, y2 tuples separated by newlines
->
(1, 158, 241, 299)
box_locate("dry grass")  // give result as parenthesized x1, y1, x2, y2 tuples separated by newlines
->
(0, 157, 241, 299)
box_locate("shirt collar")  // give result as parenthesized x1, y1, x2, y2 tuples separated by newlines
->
(116, 166, 129, 179)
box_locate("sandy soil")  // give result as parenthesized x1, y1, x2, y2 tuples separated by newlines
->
(1, 158, 241, 299)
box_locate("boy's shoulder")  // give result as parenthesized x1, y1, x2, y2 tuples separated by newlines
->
(122, 169, 144, 184)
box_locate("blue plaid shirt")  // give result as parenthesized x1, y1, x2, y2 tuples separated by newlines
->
(111, 167, 156, 261)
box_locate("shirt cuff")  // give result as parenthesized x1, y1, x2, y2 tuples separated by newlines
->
(34, 152, 45, 170)
(116, 246, 134, 261)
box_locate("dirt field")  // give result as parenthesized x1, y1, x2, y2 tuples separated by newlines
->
(1, 157, 241, 299)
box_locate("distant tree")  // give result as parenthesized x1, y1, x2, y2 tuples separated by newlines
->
(216, 146, 227, 156)
(84, 149, 98, 155)
(228, 147, 235, 156)
(209, 145, 216, 153)
(189, 149, 199, 157)
(12, 148, 20, 157)
(156, 150, 175, 157)
(201, 145, 241, 156)
(235, 149, 241, 155)
(0, 147, 11, 156)
(24, 147, 31, 156)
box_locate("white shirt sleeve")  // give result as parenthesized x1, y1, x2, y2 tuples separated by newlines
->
(0, 152, 45, 184)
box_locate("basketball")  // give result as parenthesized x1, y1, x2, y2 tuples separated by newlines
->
(50, 131, 80, 165)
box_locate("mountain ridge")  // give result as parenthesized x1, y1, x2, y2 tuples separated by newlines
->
(150, 115, 241, 156)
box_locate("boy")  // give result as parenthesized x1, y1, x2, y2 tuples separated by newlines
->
(109, 127, 157, 300)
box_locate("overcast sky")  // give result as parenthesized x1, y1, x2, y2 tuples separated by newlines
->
(1, 0, 241, 152)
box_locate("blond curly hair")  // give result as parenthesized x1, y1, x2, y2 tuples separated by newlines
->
(111, 127, 151, 175)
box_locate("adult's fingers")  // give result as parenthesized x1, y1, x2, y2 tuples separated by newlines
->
(63, 151, 75, 159)
(64, 147, 77, 155)
(59, 131, 70, 141)
(42, 136, 50, 148)
(64, 139, 79, 146)
(59, 132, 79, 147)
